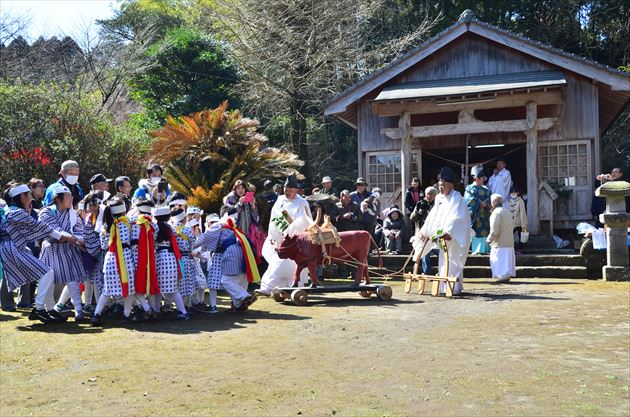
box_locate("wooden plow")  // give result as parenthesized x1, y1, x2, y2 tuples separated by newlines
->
(403, 236, 458, 298)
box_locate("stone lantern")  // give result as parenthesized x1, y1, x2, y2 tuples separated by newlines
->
(595, 180, 630, 281)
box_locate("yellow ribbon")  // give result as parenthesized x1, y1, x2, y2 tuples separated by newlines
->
(175, 225, 190, 241)
(108, 216, 130, 293)
(136, 215, 153, 294)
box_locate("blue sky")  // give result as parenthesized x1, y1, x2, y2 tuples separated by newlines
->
(1, 0, 120, 41)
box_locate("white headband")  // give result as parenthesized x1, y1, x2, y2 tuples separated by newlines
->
(137, 204, 153, 214)
(172, 211, 187, 222)
(187, 218, 199, 227)
(153, 206, 170, 217)
(169, 199, 186, 207)
(110, 204, 126, 215)
(9, 184, 30, 198)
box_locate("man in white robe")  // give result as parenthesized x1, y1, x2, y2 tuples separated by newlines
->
(413, 166, 474, 295)
(259, 175, 312, 295)
(487, 194, 516, 283)
(487, 157, 513, 208)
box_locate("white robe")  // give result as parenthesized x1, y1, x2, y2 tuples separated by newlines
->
(414, 190, 474, 294)
(487, 168, 513, 208)
(489, 247, 516, 279)
(259, 194, 312, 295)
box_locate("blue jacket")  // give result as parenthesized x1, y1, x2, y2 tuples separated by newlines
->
(43, 178, 84, 208)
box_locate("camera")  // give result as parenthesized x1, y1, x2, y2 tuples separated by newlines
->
(157, 179, 168, 193)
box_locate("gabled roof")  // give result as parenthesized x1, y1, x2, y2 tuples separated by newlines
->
(374, 71, 566, 102)
(324, 11, 630, 119)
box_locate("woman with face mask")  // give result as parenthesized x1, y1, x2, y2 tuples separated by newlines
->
(43, 160, 84, 208)
(132, 163, 172, 205)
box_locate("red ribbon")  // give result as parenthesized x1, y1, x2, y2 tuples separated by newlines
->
(135, 215, 160, 295)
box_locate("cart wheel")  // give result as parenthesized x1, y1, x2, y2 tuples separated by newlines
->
(376, 285, 393, 301)
(359, 290, 372, 298)
(271, 289, 285, 302)
(291, 289, 308, 306)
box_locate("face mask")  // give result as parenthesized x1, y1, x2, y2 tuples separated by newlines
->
(510, 193, 518, 199)
(64, 175, 78, 185)
(150, 176, 162, 185)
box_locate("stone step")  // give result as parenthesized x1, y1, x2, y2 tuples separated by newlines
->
(369, 254, 585, 267)
(463, 266, 588, 279)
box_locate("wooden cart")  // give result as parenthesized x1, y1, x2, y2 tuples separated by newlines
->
(270, 284, 393, 306)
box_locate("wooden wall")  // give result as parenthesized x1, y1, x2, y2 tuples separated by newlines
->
(356, 32, 601, 224)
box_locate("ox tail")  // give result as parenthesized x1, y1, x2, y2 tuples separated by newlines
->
(369, 233, 383, 270)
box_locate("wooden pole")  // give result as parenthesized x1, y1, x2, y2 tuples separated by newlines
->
(400, 111, 412, 209)
(526, 101, 540, 235)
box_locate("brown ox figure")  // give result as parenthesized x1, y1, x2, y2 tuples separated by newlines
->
(277, 230, 379, 288)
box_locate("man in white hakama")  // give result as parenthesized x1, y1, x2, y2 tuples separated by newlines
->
(487, 194, 516, 283)
(487, 157, 513, 208)
(413, 167, 474, 295)
(259, 175, 312, 295)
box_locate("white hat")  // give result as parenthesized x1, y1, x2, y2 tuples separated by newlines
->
(206, 213, 220, 223)
(153, 206, 170, 217)
(61, 160, 79, 170)
(52, 184, 71, 197)
(110, 203, 126, 215)
(187, 218, 199, 227)
(322, 176, 332, 183)
(8, 184, 30, 198)
(187, 206, 202, 215)
(169, 199, 187, 207)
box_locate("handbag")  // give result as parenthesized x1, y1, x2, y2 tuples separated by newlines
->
(520, 230, 529, 244)
(248, 223, 267, 257)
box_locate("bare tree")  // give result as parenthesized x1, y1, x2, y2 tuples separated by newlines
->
(0, 9, 30, 45)
(210, 0, 439, 178)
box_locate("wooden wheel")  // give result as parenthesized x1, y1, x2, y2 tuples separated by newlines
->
(359, 290, 372, 298)
(290, 289, 308, 306)
(271, 289, 286, 302)
(376, 285, 393, 301)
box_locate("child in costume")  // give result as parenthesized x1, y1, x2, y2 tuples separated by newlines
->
(91, 198, 138, 325)
(194, 216, 259, 312)
(153, 206, 190, 320)
(129, 198, 159, 320)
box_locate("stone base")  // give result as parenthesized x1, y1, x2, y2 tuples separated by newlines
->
(602, 266, 630, 281)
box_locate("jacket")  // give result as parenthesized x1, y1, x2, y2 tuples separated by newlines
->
(487, 206, 515, 248)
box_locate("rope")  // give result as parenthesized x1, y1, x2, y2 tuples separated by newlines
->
(422, 145, 525, 168)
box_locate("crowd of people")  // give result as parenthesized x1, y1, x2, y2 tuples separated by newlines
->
(4, 155, 620, 318)
(0, 161, 260, 324)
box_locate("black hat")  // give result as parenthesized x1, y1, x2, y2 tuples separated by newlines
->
(470, 165, 485, 178)
(284, 175, 299, 189)
(263, 179, 273, 188)
(90, 173, 112, 185)
(438, 166, 456, 183)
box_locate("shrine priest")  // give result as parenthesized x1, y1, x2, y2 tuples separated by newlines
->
(259, 175, 312, 295)
(487, 157, 513, 208)
(413, 166, 474, 295)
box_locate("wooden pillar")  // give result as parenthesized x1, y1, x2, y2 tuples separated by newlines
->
(400, 112, 412, 208)
(526, 102, 540, 234)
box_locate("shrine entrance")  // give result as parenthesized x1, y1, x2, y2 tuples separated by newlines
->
(420, 143, 526, 193)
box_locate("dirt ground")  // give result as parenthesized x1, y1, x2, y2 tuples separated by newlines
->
(1, 278, 629, 417)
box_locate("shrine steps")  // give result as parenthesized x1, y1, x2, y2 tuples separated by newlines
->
(368, 253, 588, 279)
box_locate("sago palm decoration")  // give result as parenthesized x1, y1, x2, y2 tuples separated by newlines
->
(148, 101, 303, 212)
